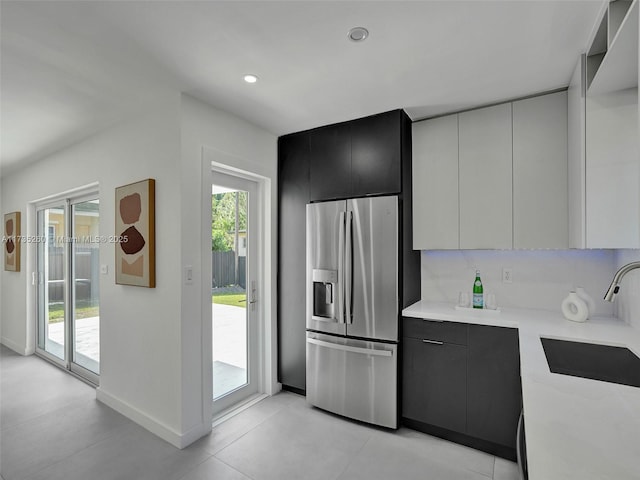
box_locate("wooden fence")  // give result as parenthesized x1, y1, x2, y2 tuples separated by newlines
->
(212, 250, 246, 288)
(47, 246, 99, 303)
(47, 248, 246, 300)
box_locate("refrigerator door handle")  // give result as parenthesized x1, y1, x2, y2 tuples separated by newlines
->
(337, 211, 345, 324)
(306, 337, 393, 357)
(345, 210, 353, 324)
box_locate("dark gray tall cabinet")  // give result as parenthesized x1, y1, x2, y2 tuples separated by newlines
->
(277, 109, 420, 393)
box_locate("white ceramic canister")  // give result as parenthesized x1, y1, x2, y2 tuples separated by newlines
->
(575, 286, 595, 318)
(561, 291, 589, 323)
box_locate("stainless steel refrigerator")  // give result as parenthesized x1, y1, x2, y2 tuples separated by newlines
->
(306, 195, 399, 428)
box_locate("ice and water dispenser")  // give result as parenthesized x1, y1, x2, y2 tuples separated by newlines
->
(312, 269, 338, 321)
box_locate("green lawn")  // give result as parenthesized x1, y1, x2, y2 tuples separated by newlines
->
(48, 302, 99, 323)
(212, 293, 246, 308)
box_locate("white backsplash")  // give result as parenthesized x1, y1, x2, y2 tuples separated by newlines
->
(613, 249, 640, 329)
(421, 249, 616, 316)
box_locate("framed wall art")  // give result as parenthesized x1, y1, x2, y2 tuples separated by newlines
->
(115, 179, 155, 287)
(4, 211, 21, 272)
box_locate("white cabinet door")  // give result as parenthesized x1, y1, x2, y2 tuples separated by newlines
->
(513, 91, 569, 249)
(568, 56, 587, 248)
(412, 115, 459, 249)
(459, 104, 513, 249)
(586, 88, 640, 248)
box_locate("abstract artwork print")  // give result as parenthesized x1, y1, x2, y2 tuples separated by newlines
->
(4, 211, 21, 272)
(115, 179, 155, 287)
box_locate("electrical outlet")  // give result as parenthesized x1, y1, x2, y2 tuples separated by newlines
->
(502, 268, 513, 284)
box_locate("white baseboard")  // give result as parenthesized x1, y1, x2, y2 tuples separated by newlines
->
(1, 337, 29, 355)
(96, 387, 211, 449)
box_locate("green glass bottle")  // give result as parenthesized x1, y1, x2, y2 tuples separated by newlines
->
(473, 270, 483, 309)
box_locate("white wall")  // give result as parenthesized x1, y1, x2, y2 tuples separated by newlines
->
(178, 94, 278, 443)
(1, 91, 277, 449)
(1, 94, 186, 442)
(421, 249, 616, 316)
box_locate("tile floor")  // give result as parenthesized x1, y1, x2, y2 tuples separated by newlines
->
(0, 345, 519, 480)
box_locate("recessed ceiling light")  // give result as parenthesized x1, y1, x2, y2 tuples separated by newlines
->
(348, 27, 369, 42)
(243, 74, 258, 84)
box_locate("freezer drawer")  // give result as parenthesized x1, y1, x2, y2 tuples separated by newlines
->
(306, 332, 398, 428)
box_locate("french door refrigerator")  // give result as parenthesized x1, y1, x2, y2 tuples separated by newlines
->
(306, 195, 399, 428)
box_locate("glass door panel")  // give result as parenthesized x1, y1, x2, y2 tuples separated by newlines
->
(212, 174, 259, 415)
(212, 187, 248, 399)
(71, 199, 100, 375)
(37, 206, 66, 362)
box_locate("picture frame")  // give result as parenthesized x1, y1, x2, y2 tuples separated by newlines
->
(115, 179, 155, 287)
(4, 211, 21, 272)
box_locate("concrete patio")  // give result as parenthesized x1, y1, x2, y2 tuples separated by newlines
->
(45, 303, 247, 398)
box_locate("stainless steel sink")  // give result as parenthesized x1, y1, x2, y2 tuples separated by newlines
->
(540, 337, 640, 388)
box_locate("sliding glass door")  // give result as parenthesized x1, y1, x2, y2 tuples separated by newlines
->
(36, 194, 100, 383)
(37, 205, 67, 362)
(71, 199, 100, 375)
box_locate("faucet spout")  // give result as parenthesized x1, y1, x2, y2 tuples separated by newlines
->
(604, 261, 640, 302)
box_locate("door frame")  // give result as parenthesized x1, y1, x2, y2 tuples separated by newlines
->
(33, 187, 100, 385)
(200, 148, 278, 423)
(210, 171, 259, 414)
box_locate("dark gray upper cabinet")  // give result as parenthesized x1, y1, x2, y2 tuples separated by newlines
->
(277, 133, 310, 392)
(309, 124, 351, 201)
(350, 110, 402, 197)
(467, 324, 521, 448)
(309, 110, 404, 201)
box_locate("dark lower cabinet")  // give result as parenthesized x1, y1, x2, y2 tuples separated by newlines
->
(467, 324, 522, 449)
(402, 318, 521, 461)
(403, 337, 467, 433)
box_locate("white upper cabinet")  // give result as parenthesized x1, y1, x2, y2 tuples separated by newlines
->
(412, 92, 570, 250)
(512, 91, 568, 249)
(585, 87, 639, 248)
(412, 115, 459, 249)
(578, 0, 640, 248)
(459, 103, 513, 249)
(568, 55, 587, 248)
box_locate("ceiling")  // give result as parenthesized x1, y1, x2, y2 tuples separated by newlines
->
(0, 0, 604, 174)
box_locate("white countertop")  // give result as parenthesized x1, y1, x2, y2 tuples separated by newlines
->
(403, 301, 640, 480)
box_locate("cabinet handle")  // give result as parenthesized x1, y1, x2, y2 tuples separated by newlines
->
(422, 339, 444, 345)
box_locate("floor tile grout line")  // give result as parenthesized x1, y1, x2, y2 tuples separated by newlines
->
(212, 454, 258, 480)
(0, 395, 109, 433)
(207, 395, 296, 456)
(333, 433, 377, 480)
(172, 452, 216, 480)
(18, 421, 137, 480)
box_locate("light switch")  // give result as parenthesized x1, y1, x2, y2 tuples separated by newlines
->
(100, 264, 108, 275)
(184, 265, 193, 285)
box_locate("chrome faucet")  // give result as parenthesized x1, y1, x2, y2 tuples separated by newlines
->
(604, 261, 640, 302)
